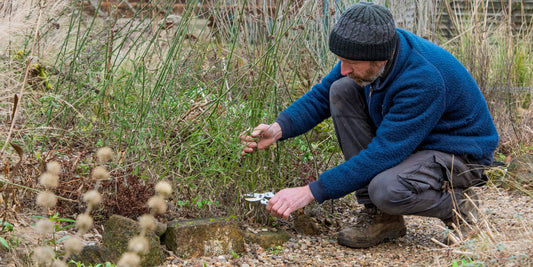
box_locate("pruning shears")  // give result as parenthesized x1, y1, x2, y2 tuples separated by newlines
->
(244, 192, 275, 205)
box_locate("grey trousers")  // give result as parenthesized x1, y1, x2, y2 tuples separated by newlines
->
(329, 77, 486, 220)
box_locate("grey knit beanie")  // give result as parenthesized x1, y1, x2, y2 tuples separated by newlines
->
(329, 2, 398, 61)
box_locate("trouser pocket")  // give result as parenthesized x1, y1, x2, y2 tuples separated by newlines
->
(396, 151, 486, 194)
(397, 155, 445, 194)
(433, 152, 487, 189)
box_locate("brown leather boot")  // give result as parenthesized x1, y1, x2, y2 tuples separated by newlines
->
(337, 205, 407, 248)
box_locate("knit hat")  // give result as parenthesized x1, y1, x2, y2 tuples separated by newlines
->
(329, 2, 398, 61)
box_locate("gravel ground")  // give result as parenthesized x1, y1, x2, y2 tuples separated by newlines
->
(165, 186, 533, 267)
(1, 185, 531, 266)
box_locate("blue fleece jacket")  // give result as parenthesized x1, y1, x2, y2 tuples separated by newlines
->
(275, 29, 499, 203)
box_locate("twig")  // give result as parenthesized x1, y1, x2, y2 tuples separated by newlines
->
(430, 237, 449, 248)
(0, 177, 76, 203)
(450, 250, 475, 256)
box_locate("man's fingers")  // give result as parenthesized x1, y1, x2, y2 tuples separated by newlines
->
(239, 134, 254, 142)
(263, 186, 313, 219)
(242, 146, 256, 153)
(282, 209, 292, 220)
(266, 196, 276, 211)
(251, 124, 270, 137)
(240, 137, 256, 146)
(240, 124, 274, 155)
(251, 129, 263, 137)
(267, 196, 291, 219)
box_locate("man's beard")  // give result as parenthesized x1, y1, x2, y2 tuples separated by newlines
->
(347, 64, 386, 87)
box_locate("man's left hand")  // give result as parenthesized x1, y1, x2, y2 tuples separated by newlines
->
(266, 186, 315, 220)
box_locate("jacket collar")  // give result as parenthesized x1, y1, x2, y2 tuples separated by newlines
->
(371, 31, 401, 91)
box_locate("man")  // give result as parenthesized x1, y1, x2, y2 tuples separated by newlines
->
(240, 2, 498, 248)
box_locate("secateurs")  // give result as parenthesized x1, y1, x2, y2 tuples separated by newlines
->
(243, 192, 275, 205)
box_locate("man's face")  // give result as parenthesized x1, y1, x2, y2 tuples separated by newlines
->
(338, 56, 388, 87)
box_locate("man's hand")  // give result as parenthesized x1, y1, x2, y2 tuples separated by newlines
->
(239, 122, 282, 155)
(266, 186, 315, 220)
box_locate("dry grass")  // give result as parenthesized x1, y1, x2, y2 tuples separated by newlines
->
(441, 186, 533, 266)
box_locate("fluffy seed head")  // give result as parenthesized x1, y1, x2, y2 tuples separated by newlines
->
(91, 166, 109, 180)
(36, 191, 57, 208)
(35, 219, 54, 234)
(117, 252, 141, 267)
(52, 260, 68, 267)
(33, 246, 54, 265)
(39, 172, 59, 189)
(83, 190, 102, 207)
(65, 236, 84, 255)
(138, 214, 157, 232)
(46, 161, 62, 175)
(147, 195, 167, 214)
(155, 181, 173, 198)
(76, 213, 93, 233)
(128, 235, 150, 255)
(96, 147, 115, 163)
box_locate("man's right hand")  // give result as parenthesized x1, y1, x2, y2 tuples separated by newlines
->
(239, 122, 282, 155)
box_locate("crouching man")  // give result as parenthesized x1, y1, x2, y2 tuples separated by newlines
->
(240, 2, 498, 248)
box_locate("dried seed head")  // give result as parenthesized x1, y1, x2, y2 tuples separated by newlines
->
(39, 172, 59, 189)
(138, 214, 157, 232)
(96, 147, 115, 163)
(147, 195, 167, 214)
(117, 252, 141, 267)
(46, 161, 62, 175)
(76, 213, 93, 234)
(65, 236, 84, 255)
(33, 246, 54, 265)
(155, 181, 173, 198)
(92, 166, 109, 180)
(36, 191, 57, 209)
(52, 259, 68, 267)
(35, 219, 54, 234)
(83, 190, 102, 207)
(128, 235, 150, 255)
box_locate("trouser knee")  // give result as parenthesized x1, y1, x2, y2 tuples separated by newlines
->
(367, 174, 405, 215)
(329, 77, 366, 116)
(329, 77, 375, 160)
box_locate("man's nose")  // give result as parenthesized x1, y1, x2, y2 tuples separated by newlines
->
(340, 61, 352, 76)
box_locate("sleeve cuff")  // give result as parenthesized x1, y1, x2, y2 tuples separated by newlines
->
(308, 180, 330, 204)
(274, 113, 292, 141)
